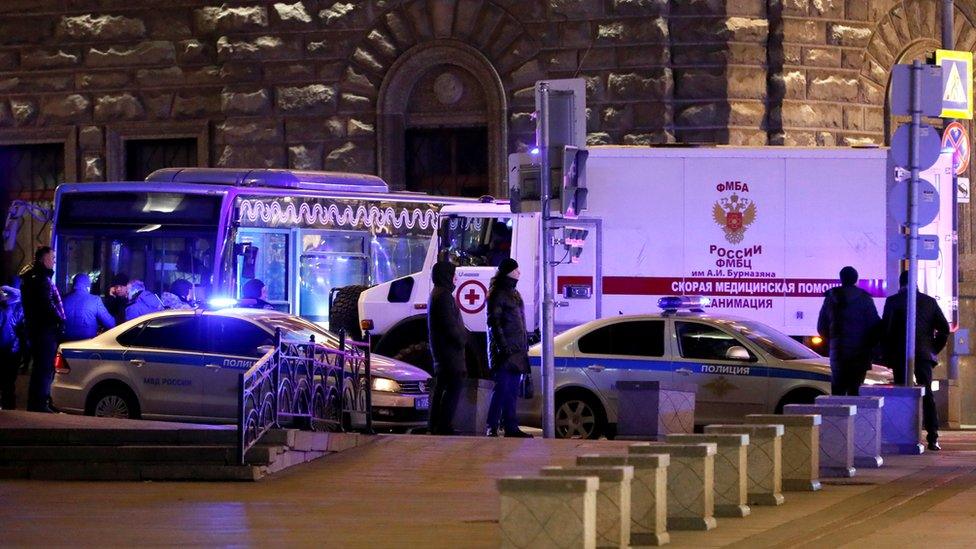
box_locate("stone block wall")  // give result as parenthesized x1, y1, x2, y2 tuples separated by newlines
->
(0, 0, 796, 184)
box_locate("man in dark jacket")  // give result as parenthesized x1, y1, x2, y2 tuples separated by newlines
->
(880, 271, 949, 450)
(20, 246, 66, 413)
(103, 273, 130, 325)
(0, 285, 25, 409)
(817, 266, 881, 396)
(239, 279, 275, 310)
(426, 261, 468, 435)
(62, 273, 116, 342)
(485, 258, 532, 438)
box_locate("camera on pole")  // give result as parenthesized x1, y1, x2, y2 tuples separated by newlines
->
(561, 226, 589, 264)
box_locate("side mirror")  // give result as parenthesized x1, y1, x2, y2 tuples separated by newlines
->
(257, 344, 275, 356)
(725, 345, 751, 361)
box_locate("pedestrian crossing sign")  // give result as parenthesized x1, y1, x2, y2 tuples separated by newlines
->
(936, 49, 973, 119)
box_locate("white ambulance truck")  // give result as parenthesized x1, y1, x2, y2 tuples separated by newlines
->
(356, 145, 956, 373)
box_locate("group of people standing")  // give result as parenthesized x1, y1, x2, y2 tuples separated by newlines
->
(0, 245, 203, 413)
(818, 266, 949, 450)
(426, 257, 532, 438)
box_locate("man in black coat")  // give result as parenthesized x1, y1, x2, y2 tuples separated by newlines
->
(485, 258, 532, 438)
(20, 246, 66, 413)
(426, 261, 467, 435)
(880, 271, 950, 451)
(103, 273, 130, 325)
(817, 266, 881, 396)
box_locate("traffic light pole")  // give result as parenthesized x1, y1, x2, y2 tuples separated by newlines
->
(538, 82, 556, 439)
(906, 60, 922, 388)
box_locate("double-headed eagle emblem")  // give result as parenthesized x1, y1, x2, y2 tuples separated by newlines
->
(712, 194, 756, 244)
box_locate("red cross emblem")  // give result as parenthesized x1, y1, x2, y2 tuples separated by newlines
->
(455, 280, 487, 314)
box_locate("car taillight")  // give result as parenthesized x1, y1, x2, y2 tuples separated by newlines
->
(55, 352, 70, 374)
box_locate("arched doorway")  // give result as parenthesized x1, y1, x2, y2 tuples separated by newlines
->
(377, 41, 507, 196)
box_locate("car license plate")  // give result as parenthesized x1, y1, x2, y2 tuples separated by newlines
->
(414, 396, 430, 410)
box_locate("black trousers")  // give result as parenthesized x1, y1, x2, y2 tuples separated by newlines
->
(428, 371, 465, 435)
(0, 349, 19, 410)
(829, 358, 869, 396)
(26, 331, 58, 412)
(894, 361, 940, 442)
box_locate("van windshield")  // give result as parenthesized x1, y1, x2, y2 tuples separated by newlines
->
(438, 216, 512, 267)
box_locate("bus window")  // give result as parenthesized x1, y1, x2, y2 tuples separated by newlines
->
(438, 216, 512, 267)
(298, 231, 368, 325)
(57, 234, 213, 303)
(370, 234, 429, 284)
(236, 230, 289, 307)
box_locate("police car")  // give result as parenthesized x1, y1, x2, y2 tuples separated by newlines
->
(51, 309, 431, 430)
(519, 297, 894, 439)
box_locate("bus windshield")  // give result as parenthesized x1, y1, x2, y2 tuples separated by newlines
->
(55, 191, 221, 303)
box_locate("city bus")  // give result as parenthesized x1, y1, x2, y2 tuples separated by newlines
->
(52, 168, 475, 327)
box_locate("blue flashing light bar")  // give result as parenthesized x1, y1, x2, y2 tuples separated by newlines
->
(208, 296, 238, 309)
(658, 296, 711, 311)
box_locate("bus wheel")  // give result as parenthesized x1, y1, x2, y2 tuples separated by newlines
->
(330, 285, 368, 340)
(393, 342, 433, 374)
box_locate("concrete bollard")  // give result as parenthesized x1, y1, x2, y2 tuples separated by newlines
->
(815, 395, 884, 468)
(497, 476, 599, 549)
(745, 414, 821, 492)
(616, 381, 697, 440)
(860, 385, 925, 455)
(785, 404, 856, 478)
(630, 442, 717, 531)
(541, 466, 634, 548)
(704, 424, 784, 506)
(666, 433, 751, 518)
(577, 454, 670, 547)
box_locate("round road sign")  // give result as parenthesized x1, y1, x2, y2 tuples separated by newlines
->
(456, 279, 488, 314)
(892, 123, 943, 171)
(888, 178, 940, 227)
(942, 121, 971, 175)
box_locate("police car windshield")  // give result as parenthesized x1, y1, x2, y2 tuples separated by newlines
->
(255, 315, 340, 346)
(724, 320, 820, 361)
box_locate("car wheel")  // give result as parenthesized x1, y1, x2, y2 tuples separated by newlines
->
(555, 391, 606, 439)
(87, 385, 140, 419)
(775, 387, 824, 414)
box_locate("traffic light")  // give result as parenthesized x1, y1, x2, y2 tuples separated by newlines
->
(509, 146, 588, 216)
(509, 78, 589, 217)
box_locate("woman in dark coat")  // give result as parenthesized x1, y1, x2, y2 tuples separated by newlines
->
(485, 258, 532, 438)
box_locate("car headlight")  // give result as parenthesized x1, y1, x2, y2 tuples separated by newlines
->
(372, 377, 401, 393)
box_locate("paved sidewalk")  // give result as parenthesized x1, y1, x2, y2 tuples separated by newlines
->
(1, 421, 975, 547)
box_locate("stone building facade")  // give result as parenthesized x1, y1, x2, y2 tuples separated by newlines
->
(2, 0, 976, 420)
